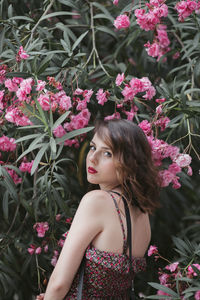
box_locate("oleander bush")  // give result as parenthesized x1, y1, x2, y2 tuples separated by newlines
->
(0, 0, 200, 299)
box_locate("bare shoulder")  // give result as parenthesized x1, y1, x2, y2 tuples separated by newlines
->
(80, 190, 111, 210)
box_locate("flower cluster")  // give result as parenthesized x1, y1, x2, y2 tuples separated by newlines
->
(16, 46, 29, 62)
(144, 24, 170, 61)
(33, 222, 49, 238)
(135, 0, 168, 31)
(19, 159, 34, 174)
(0, 135, 16, 152)
(148, 245, 200, 299)
(175, 0, 200, 22)
(114, 14, 130, 30)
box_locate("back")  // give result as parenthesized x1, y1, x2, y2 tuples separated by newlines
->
(91, 191, 151, 258)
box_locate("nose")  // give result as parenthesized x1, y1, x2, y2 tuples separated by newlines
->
(89, 151, 98, 164)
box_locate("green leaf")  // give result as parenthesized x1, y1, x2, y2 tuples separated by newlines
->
(93, 2, 114, 22)
(15, 133, 42, 143)
(40, 11, 78, 21)
(52, 111, 70, 131)
(2, 191, 9, 220)
(96, 26, 117, 39)
(8, 16, 34, 22)
(31, 143, 49, 175)
(58, 0, 77, 9)
(16, 143, 44, 162)
(0, 27, 5, 54)
(148, 282, 179, 297)
(56, 126, 94, 144)
(34, 97, 48, 128)
(50, 137, 57, 154)
(72, 31, 89, 51)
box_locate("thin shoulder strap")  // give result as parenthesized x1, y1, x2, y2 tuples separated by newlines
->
(109, 192, 127, 254)
(110, 191, 135, 299)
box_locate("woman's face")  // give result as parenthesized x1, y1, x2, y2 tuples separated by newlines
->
(86, 133, 120, 191)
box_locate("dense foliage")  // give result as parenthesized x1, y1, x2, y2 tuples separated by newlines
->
(0, 0, 200, 299)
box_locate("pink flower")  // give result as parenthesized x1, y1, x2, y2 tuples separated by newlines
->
(104, 112, 121, 120)
(115, 73, 125, 86)
(4, 79, 18, 92)
(0, 135, 16, 151)
(44, 245, 48, 253)
(19, 160, 34, 173)
(35, 247, 42, 255)
(36, 80, 46, 91)
(159, 273, 170, 284)
(16, 46, 29, 62)
(188, 264, 200, 276)
(59, 94, 72, 111)
(96, 89, 109, 105)
(173, 51, 180, 59)
(37, 93, 50, 111)
(156, 98, 166, 103)
(5, 106, 32, 126)
(168, 163, 181, 175)
(195, 291, 200, 300)
(53, 125, 66, 138)
(33, 222, 49, 238)
(139, 120, 152, 135)
(165, 262, 179, 272)
(6, 169, 22, 185)
(113, 0, 119, 5)
(174, 154, 192, 167)
(58, 238, 65, 247)
(187, 166, 193, 176)
(114, 14, 130, 30)
(159, 170, 175, 187)
(56, 214, 61, 221)
(148, 245, 158, 256)
(28, 244, 36, 255)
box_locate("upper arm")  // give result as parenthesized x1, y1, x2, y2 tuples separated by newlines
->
(48, 190, 107, 290)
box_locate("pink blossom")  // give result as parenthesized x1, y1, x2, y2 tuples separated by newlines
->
(35, 247, 42, 255)
(125, 105, 138, 121)
(74, 88, 83, 95)
(76, 99, 87, 111)
(37, 93, 50, 111)
(139, 120, 152, 135)
(155, 116, 170, 131)
(5, 106, 32, 126)
(28, 244, 36, 255)
(188, 264, 200, 276)
(145, 41, 160, 57)
(36, 80, 46, 91)
(115, 73, 125, 86)
(0, 135, 16, 151)
(19, 160, 34, 173)
(156, 104, 163, 114)
(174, 154, 192, 167)
(156, 98, 166, 104)
(113, 0, 119, 5)
(0, 69, 6, 84)
(187, 166, 193, 176)
(104, 112, 121, 120)
(159, 170, 175, 187)
(59, 94, 72, 111)
(58, 238, 65, 247)
(64, 138, 79, 148)
(159, 273, 170, 284)
(195, 291, 200, 300)
(168, 163, 181, 175)
(83, 89, 93, 102)
(16, 46, 29, 62)
(173, 51, 180, 59)
(114, 14, 130, 30)
(53, 125, 66, 138)
(56, 214, 61, 221)
(148, 245, 158, 256)
(51, 250, 59, 267)
(175, 0, 197, 21)
(6, 168, 22, 184)
(165, 262, 179, 272)
(157, 290, 172, 298)
(172, 177, 181, 189)
(66, 218, 72, 224)
(4, 79, 18, 92)
(96, 89, 109, 105)
(0, 90, 4, 110)
(33, 222, 49, 238)
(19, 78, 33, 94)
(44, 245, 48, 253)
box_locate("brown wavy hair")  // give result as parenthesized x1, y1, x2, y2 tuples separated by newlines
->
(94, 119, 160, 214)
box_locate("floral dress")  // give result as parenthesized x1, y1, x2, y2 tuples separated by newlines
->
(66, 193, 146, 299)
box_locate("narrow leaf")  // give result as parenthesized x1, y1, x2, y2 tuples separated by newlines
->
(52, 111, 70, 131)
(72, 31, 89, 51)
(31, 143, 49, 175)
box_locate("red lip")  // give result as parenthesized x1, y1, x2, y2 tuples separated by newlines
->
(88, 167, 98, 174)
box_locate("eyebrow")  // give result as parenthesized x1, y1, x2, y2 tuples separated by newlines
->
(90, 140, 111, 150)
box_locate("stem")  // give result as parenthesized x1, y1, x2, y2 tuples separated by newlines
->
(27, 0, 55, 47)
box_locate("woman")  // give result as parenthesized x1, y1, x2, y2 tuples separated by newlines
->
(36, 119, 160, 300)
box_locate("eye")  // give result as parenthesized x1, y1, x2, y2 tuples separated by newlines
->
(89, 144, 95, 151)
(104, 151, 112, 157)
